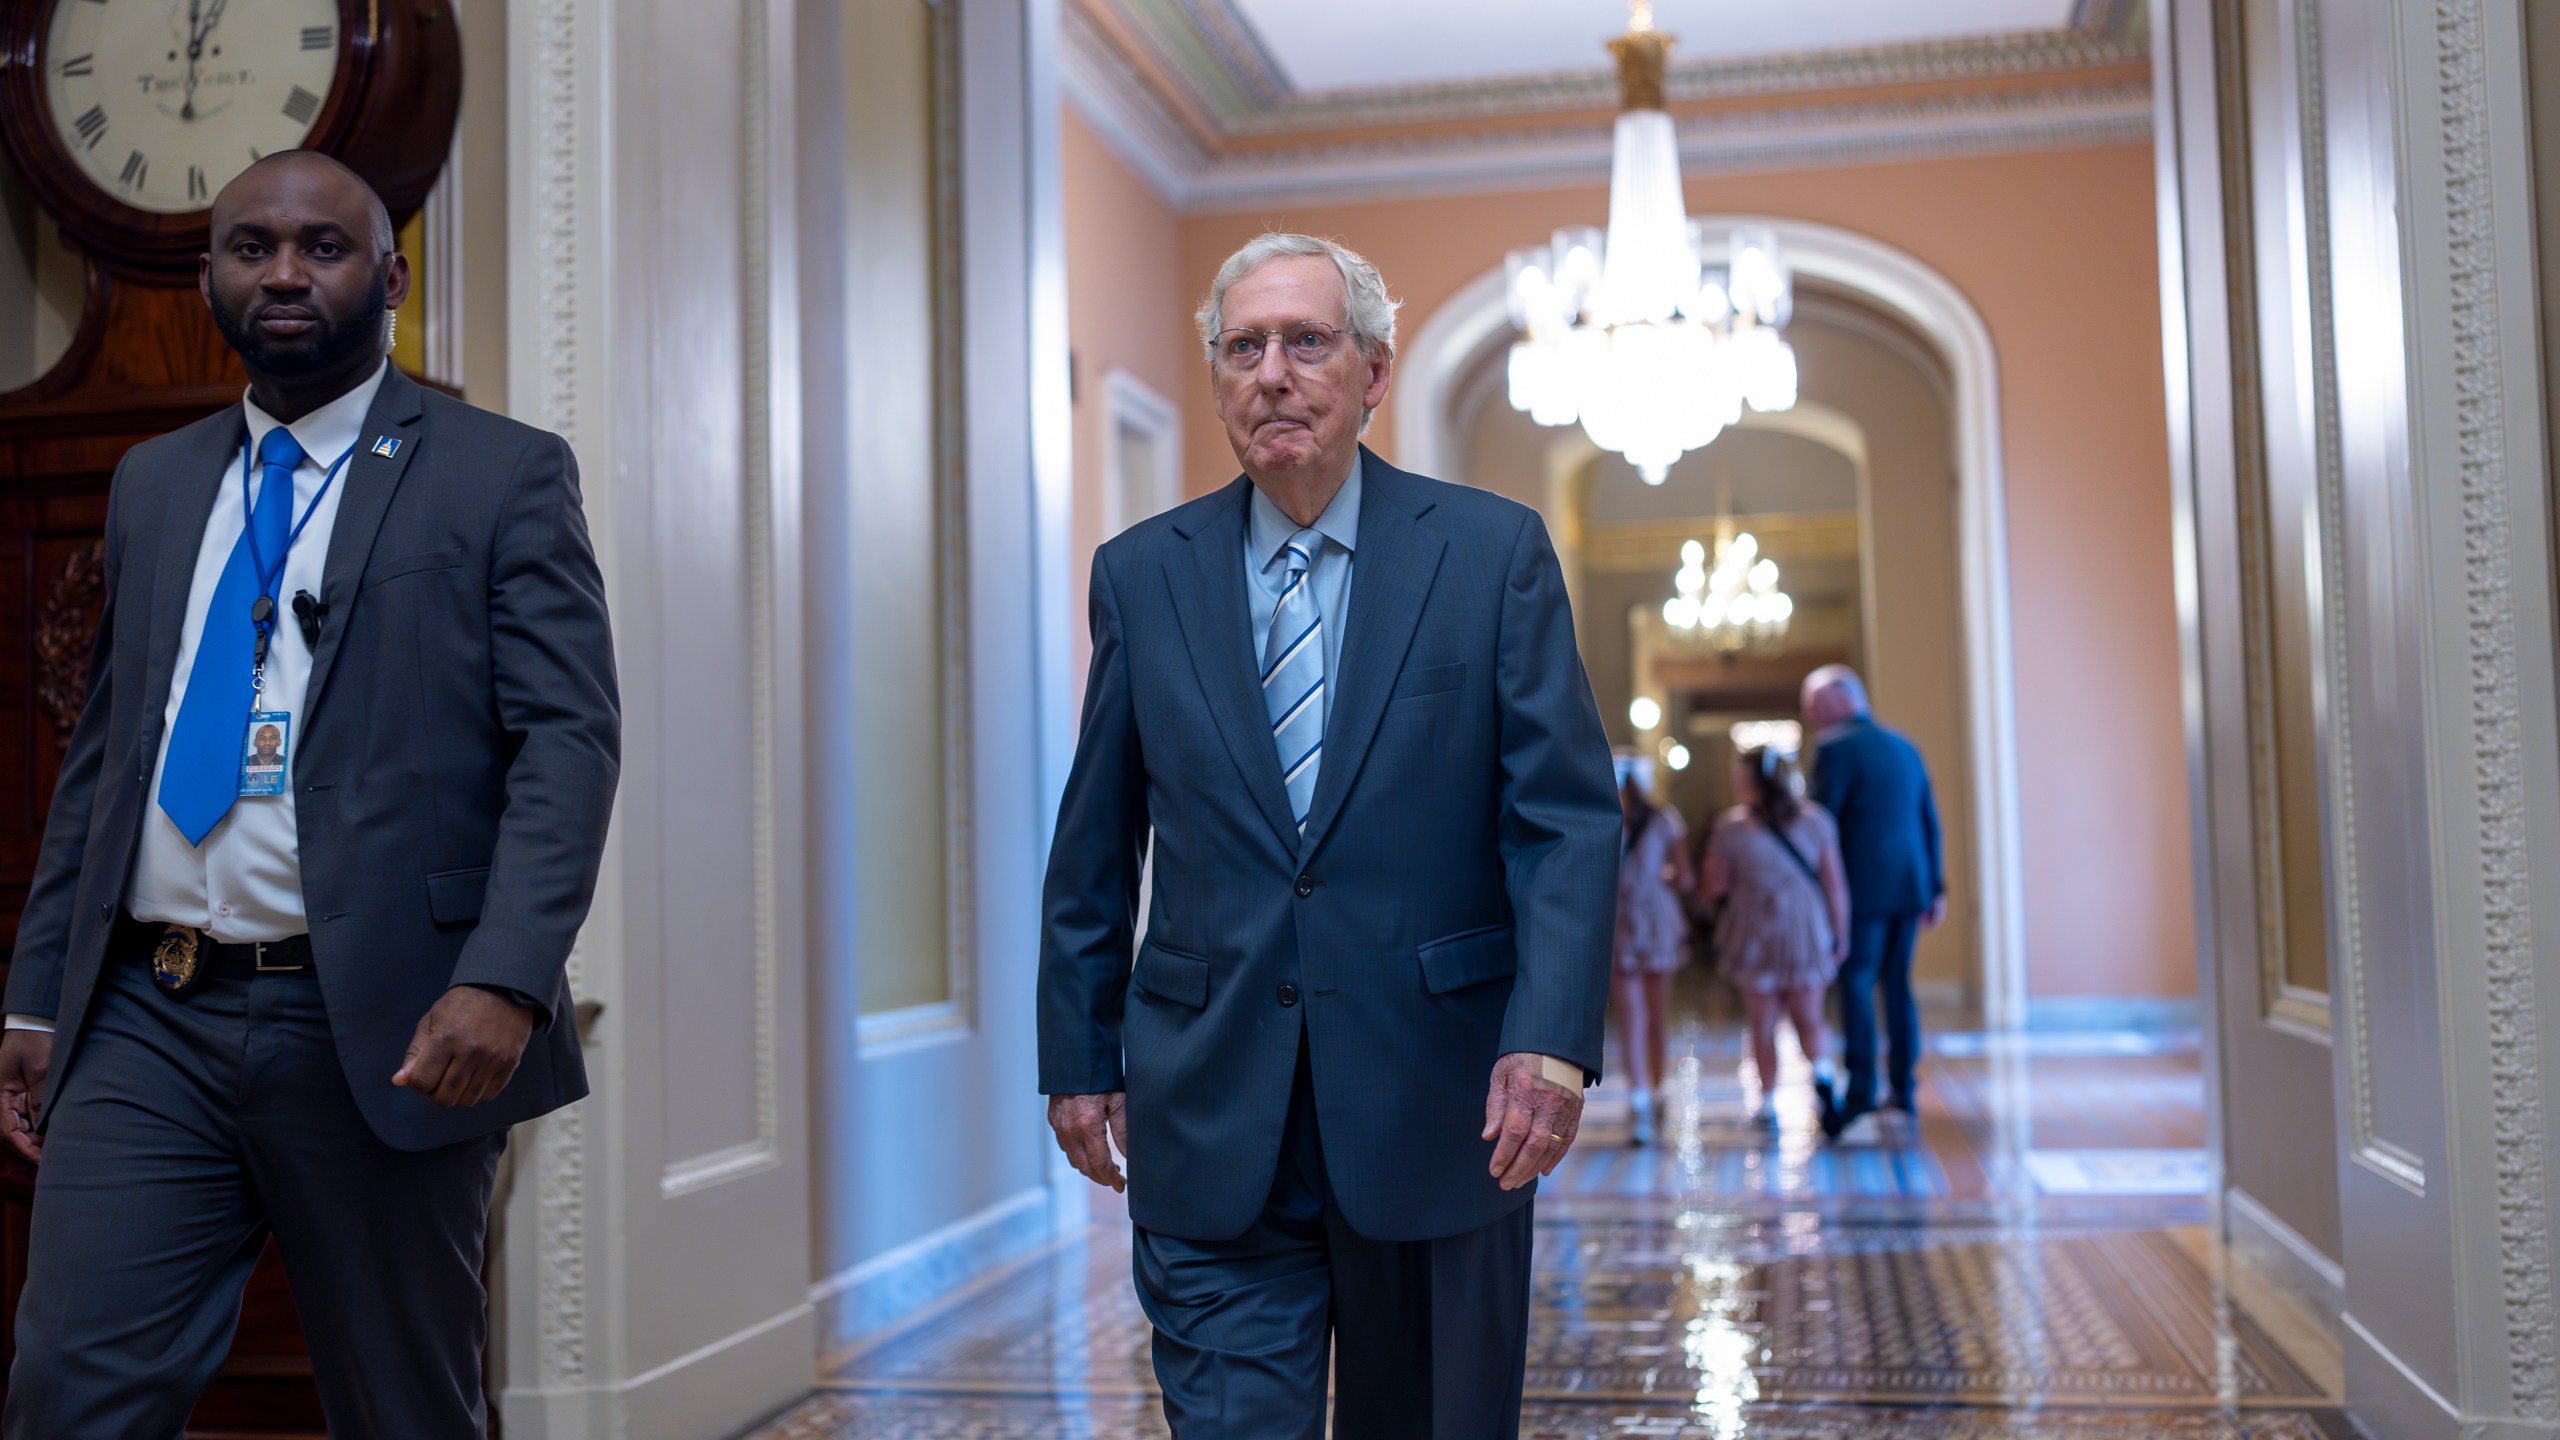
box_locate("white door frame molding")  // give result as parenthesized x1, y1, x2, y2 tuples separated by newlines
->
(1396, 219, 2027, 1031)
(496, 0, 818, 1433)
(1100, 367, 1182, 537)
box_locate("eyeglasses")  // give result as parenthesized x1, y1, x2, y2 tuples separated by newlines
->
(1212, 321, 1355, 372)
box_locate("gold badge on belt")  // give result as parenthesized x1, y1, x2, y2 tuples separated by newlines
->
(151, 924, 202, 993)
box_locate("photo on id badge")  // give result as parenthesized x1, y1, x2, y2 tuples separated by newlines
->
(238, 712, 290, 797)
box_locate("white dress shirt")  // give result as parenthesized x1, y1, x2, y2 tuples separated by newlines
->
(134, 361, 385, 941)
(5, 365, 389, 1037)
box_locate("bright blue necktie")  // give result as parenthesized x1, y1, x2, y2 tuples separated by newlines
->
(1262, 529, 1326, 833)
(160, 425, 305, 846)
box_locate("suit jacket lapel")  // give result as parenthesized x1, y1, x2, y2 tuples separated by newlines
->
(142, 408, 252, 723)
(1297, 453, 1445, 859)
(304, 369, 425, 719)
(1163, 479, 1301, 851)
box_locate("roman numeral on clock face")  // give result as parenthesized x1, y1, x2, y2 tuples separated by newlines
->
(118, 150, 146, 189)
(188, 165, 209, 202)
(72, 105, 107, 149)
(57, 53, 94, 78)
(302, 26, 334, 50)
(282, 86, 321, 125)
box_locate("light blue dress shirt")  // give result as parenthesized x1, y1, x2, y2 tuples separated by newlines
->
(1245, 454, 1361, 736)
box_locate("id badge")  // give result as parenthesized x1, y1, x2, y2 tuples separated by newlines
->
(238, 710, 291, 797)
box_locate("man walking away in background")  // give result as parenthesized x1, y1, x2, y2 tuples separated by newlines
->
(1801, 664, 1944, 1143)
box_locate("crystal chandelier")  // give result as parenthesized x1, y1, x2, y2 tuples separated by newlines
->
(1663, 523, 1793, 656)
(1503, 1, 1798, 485)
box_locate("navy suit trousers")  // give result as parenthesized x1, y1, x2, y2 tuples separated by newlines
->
(1132, 1038, 1534, 1439)
(1836, 914, 1923, 1112)
(5, 943, 504, 1439)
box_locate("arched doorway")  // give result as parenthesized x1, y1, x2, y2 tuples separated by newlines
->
(1394, 218, 2025, 1030)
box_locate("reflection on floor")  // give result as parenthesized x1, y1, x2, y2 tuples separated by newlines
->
(749, 1017, 2351, 1439)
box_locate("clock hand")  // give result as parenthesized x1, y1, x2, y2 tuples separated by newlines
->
(184, 0, 233, 123)
(181, 0, 203, 121)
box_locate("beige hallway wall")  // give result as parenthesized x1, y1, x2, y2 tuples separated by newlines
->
(1062, 106, 1192, 686)
(1161, 143, 2193, 1007)
(1795, 313, 1974, 995)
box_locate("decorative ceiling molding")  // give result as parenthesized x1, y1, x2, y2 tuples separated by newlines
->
(1087, 0, 2147, 135)
(1064, 0, 2153, 212)
(1068, 52, 2150, 210)
(2069, 0, 2146, 37)
(1062, 0, 1210, 199)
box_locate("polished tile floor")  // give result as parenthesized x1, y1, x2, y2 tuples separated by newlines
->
(749, 1008, 2353, 1439)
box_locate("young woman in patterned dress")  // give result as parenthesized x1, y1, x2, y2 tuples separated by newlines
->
(1612, 764, 1691, 1146)
(1702, 747, 1852, 1130)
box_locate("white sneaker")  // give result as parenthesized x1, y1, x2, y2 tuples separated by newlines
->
(1749, 1101, 1779, 1131)
(1836, 1112, 1884, 1145)
(1629, 1090, 1657, 1147)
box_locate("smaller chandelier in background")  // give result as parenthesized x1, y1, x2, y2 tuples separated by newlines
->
(1729, 718, 1804, 759)
(1501, 2, 1799, 485)
(1664, 525, 1793, 656)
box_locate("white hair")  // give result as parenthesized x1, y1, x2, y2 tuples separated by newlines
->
(1803, 663, 1871, 715)
(1195, 233, 1400, 364)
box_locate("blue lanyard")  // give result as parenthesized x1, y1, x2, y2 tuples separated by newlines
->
(239, 432, 358, 621)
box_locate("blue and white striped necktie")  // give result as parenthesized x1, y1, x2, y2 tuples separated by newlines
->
(1262, 529, 1326, 833)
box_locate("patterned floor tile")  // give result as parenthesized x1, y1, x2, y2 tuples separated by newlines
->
(824, 1216, 2324, 1408)
(760, 1391, 2358, 1440)
(738, 1016, 2330, 1440)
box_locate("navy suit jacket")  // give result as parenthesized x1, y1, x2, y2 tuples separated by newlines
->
(1807, 716, 1944, 921)
(10, 368, 619, 1150)
(1038, 451, 1619, 1244)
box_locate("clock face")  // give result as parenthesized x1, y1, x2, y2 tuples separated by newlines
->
(42, 0, 344, 216)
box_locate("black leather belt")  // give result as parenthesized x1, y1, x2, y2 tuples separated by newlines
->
(116, 913, 313, 992)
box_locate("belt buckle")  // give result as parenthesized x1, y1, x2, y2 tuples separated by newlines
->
(254, 941, 303, 974)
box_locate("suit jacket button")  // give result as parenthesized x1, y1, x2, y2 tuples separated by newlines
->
(1277, 984, 1299, 1007)
(1294, 875, 1314, 897)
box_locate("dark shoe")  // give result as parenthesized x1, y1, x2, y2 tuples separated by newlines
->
(1812, 1073, 1840, 1134)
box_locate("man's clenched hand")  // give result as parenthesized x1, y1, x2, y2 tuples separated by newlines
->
(392, 986, 536, 1108)
(1048, 1092, 1129, 1193)
(0, 1029, 51, 1164)
(1482, 1051, 1584, 1190)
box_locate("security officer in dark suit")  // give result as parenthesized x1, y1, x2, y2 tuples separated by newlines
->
(0, 152, 618, 1437)
(1803, 664, 1945, 1138)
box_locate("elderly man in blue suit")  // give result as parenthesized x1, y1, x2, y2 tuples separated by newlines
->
(1802, 664, 1946, 1140)
(1038, 234, 1619, 1438)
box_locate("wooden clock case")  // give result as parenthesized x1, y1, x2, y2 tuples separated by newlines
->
(0, 0, 461, 1430)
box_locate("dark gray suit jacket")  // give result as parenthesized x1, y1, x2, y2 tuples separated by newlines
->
(1038, 451, 1619, 1244)
(9, 367, 620, 1151)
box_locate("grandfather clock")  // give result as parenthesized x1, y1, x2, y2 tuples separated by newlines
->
(0, 0, 459, 1429)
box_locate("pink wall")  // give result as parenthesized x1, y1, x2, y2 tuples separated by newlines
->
(1062, 107, 1196, 681)
(1074, 127, 2194, 1004)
